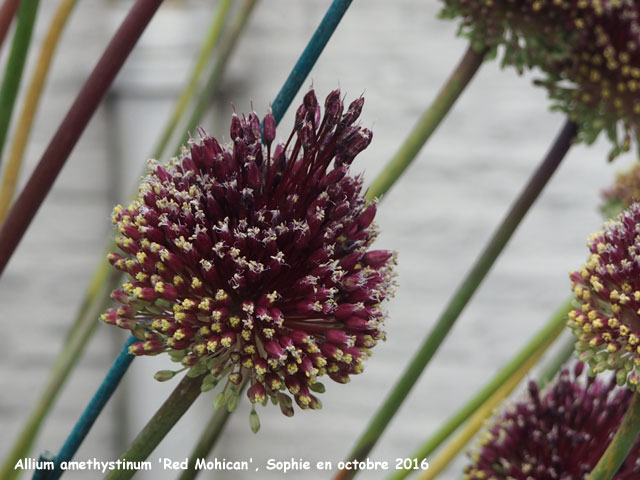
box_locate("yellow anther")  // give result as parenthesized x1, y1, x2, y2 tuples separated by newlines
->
(215, 289, 228, 301)
(173, 330, 185, 341)
(182, 299, 196, 310)
(198, 298, 211, 311)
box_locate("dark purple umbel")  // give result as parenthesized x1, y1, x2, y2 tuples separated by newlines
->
(102, 89, 396, 416)
(465, 363, 640, 480)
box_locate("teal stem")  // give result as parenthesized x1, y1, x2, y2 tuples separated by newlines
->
(32, 336, 137, 480)
(269, 0, 353, 125)
(338, 119, 578, 479)
(0, 269, 119, 480)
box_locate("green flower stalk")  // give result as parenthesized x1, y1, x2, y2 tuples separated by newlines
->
(442, 0, 640, 159)
(103, 89, 396, 423)
(569, 203, 640, 390)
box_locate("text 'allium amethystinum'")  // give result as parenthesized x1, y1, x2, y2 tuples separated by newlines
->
(568, 203, 640, 390)
(102, 89, 397, 421)
(464, 363, 640, 479)
(441, 0, 640, 159)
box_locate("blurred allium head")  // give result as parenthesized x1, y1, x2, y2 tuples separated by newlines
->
(602, 164, 640, 218)
(569, 203, 640, 390)
(441, 0, 640, 159)
(464, 363, 640, 479)
(102, 89, 396, 417)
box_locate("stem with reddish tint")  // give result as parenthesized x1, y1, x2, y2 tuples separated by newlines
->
(0, 0, 164, 277)
(0, 0, 19, 50)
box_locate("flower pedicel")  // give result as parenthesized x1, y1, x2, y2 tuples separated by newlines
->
(102, 89, 396, 422)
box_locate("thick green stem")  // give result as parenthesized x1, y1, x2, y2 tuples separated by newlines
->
(0, 0, 39, 169)
(0, 270, 120, 480)
(178, 379, 249, 480)
(389, 299, 570, 480)
(174, 0, 258, 155)
(587, 392, 640, 480)
(104, 375, 205, 480)
(339, 120, 578, 479)
(150, 0, 233, 160)
(365, 45, 485, 201)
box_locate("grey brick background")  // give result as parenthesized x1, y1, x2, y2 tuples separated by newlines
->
(0, 1, 630, 479)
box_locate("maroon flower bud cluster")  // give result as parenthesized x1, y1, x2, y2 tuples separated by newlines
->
(442, 0, 640, 158)
(464, 363, 640, 479)
(102, 89, 396, 416)
(569, 203, 640, 391)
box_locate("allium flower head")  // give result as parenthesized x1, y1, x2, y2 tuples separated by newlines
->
(102, 89, 396, 417)
(442, 0, 640, 159)
(464, 363, 640, 480)
(569, 203, 640, 390)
